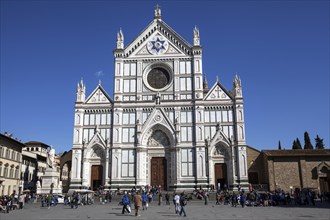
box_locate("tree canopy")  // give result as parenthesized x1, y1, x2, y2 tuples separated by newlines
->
(303, 131, 313, 149)
(315, 135, 325, 149)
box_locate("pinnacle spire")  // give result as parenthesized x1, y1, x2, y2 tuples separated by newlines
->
(117, 28, 124, 49)
(203, 73, 209, 95)
(193, 25, 200, 46)
(154, 4, 161, 19)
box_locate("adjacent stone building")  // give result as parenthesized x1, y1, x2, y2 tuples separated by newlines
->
(247, 148, 330, 193)
(69, 6, 249, 192)
(59, 150, 72, 193)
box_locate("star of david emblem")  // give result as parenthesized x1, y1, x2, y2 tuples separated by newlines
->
(147, 36, 169, 55)
(151, 38, 165, 52)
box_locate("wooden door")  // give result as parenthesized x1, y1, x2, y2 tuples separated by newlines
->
(319, 177, 329, 193)
(150, 157, 167, 190)
(214, 163, 227, 191)
(91, 165, 103, 191)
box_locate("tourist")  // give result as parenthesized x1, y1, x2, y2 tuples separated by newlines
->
(179, 192, 187, 217)
(240, 191, 246, 208)
(263, 192, 269, 207)
(47, 194, 52, 209)
(134, 191, 142, 217)
(216, 191, 221, 205)
(121, 191, 131, 214)
(142, 192, 148, 210)
(204, 191, 209, 205)
(174, 193, 180, 214)
(231, 192, 237, 207)
(165, 192, 170, 205)
(158, 191, 162, 205)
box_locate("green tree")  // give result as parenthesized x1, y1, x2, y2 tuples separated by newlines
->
(292, 140, 297, 149)
(293, 138, 302, 149)
(278, 141, 282, 150)
(315, 135, 325, 149)
(303, 131, 313, 149)
(296, 138, 302, 149)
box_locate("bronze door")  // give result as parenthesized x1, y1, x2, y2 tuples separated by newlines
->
(214, 163, 227, 191)
(150, 157, 167, 190)
(91, 165, 103, 191)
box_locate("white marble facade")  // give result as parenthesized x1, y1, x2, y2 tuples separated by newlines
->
(69, 6, 248, 192)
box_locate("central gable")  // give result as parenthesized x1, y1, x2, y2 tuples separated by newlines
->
(124, 20, 192, 58)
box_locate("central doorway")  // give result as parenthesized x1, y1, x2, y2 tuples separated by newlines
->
(91, 165, 103, 191)
(214, 163, 227, 191)
(150, 157, 167, 190)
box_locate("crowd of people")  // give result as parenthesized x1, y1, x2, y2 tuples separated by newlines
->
(0, 190, 26, 213)
(119, 185, 189, 217)
(1, 185, 329, 217)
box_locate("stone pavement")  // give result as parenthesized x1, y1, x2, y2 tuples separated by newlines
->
(1, 199, 329, 220)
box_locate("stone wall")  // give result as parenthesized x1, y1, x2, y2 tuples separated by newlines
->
(272, 157, 301, 192)
(247, 149, 330, 193)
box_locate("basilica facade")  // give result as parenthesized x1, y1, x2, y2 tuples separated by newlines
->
(69, 7, 248, 192)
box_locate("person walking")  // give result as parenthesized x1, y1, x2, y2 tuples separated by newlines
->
(231, 192, 237, 207)
(46, 194, 52, 209)
(174, 193, 180, 214)
(134, 191, 142, 217)
(158, 191, 163, 206)
(240, 191, 246, 208)
(121, 191, 131, 214)
(142, 192, 148, 210)
(179, 193, 187, 217)
(204, 191, 209, 205)
(165, 192, 170, 205)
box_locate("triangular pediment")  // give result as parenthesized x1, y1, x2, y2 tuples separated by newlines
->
(85, 84, 112, 104)
(204, 82, 233, 101)
(85, 132, 106, 159)
(86, 131, 107, 153)
(209, 127, 231, 148)
(141, 107, 175, 133)
(124, 19, 192, 58)
(132, 31, 186, 57)
(139, 107, 176, 146)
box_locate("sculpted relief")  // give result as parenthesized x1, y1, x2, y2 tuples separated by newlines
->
(147, 130, 170, 147)
(213, 145, 229, 158)
(91, 146, 104, 158)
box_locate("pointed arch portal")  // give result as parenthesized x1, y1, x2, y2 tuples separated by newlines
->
(147, 129, 171, 190)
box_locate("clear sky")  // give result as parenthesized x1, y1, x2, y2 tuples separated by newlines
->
(1, 0, 329, 153)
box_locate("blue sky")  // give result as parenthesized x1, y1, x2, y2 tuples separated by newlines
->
(1, 0, 329, 153)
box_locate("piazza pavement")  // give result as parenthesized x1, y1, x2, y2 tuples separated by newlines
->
(1, 195, 330, 220)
